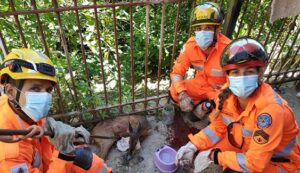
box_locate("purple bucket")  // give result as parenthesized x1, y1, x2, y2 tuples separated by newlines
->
(153, 145, 178, 173)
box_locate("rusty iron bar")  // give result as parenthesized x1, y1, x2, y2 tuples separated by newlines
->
(112, 0, 123, 114)
(265, 19, 287, 56)
(278, 46, 300, 87)
(8, 0, 27, 48)
(0, 1, 180, 17)
(266, 17, 298, 83)
(264, 69, 300, 85)
(93, 0, 108, 107)
(73, 0, 91, 87)
(273, 26, 300, 82)
(52, 0, 80, 109)
(156, 2, 166, 103)
(170, 1, 181, 72)
(31, 0, 65, 115)
(31, 0, 50, 56)
(52, 94, 169, 119)
(144, 2, 150, 109)
(0, 30, 8, 56)
(256, 0, 273, 40)
(188, 0, 196, 38)
(234, 0, 249, 38)
(263, 20, 275, 46)
(73, 0, 98, 119)
(246, 0, 262, 37)
(285, 46, 300, 85)
(129, 0, 136, 111)
(220, 0, 225, 8)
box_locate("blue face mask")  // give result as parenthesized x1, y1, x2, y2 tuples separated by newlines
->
(195, 31, 214, 50)
(21, 92, 52, 122)
(229, 75, 258, 98)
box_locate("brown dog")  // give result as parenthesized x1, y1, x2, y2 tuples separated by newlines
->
(91, 115, 150, 159)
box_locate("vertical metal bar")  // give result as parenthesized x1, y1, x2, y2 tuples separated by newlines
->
(256, 0, 273, 40)
(129, 0, 135, 111)
(188, 1, 196, 38)
(279, 44, 300, 87)
(234, 0, 249, 38)
(266, 17, 297, 82)
(220, 0, 225, 8)
(144, 1, 150, 109)
(263, 22, 275, 46)
(156, 2, 166, 101)
(273, 24, 300, 82)
(112, 0, 122, 113)
(246, 0, 262, 36)
(8, 0, 27, 48)
(93, 0, 108, 107)
(287, 45, 300, 79)
(31, 0, 50, 56)
(170, 1, 181, 69)
(266, 20, 286, 56)
(0, 31, 8, 57)
(52, 0, 79, 108)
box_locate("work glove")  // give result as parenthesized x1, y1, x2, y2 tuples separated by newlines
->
(193, 149, 213, 173)
(175, 142, 197, 166)
(73, 147, 93, 170)
(178, 91, 194, 112)
(73, 125, 90, 144)
(44, 117, 75, 154)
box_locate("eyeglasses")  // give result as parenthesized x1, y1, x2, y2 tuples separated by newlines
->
(227, 122, 244, 149)
(5, 60, 55, 76)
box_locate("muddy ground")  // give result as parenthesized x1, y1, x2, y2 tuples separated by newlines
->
(103, 82, 300, 173)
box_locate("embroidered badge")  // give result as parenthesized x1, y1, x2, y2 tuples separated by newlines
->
(10, 163, 29, 173)
(257, 113, 272, 129)
(253, 129, 269, 144)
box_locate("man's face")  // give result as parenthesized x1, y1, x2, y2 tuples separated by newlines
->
(6, 79, 53, 106)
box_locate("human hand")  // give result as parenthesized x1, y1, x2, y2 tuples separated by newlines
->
(175, 142, 197, 166)
(74, 125, 90, 144)
(194, 149, 213, 173)
(0, 125, 44, 143)
(44, 117, 75, 154)
(178, 92, 194, 112)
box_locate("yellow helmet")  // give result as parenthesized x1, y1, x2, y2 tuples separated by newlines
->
(191, 2, 223, 27)
(0, 48, 57, 84)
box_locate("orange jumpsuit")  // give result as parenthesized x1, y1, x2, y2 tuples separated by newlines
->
(169, 33, 231, 105)
(188, 83, 300, 172)
(0, 95, 111, 173)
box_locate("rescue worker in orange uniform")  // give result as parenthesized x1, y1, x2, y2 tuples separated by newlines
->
(169, 2, 231, 121)
(175, 38, 300, 172)
(0, 48, 112, 173)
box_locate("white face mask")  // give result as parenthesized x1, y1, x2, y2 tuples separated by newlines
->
(229, 75, 259, 98)
(21, 92, 52, 122)
(195, 31, 214, 50)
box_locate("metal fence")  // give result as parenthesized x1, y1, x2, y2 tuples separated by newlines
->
(0, 0, 299, 126)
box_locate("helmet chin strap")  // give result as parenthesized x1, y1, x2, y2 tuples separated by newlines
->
(10, 80, 24, 109)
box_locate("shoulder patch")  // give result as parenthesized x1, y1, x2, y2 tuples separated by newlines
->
(257, 113, 272, 129)
(253, 129, 269, 144)
(10, 163, 29, 173)
(180, 44, 186, 53)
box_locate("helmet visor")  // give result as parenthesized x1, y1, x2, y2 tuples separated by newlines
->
(221, 38, 268, 70)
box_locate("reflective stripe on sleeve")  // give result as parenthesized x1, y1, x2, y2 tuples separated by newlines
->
(222, 116, 233, 125)
(203, 126, 220, 144)
(100, 164, 108, 173)
(273, 91, 283, 105)
(171, 75, 183, 83)
(279, 167, 285, 173)
(242, 128, 253, 137)
(272, 138, 296, 157)
(236, 153, 250, 173)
